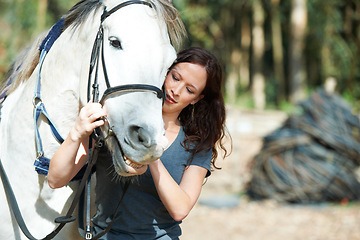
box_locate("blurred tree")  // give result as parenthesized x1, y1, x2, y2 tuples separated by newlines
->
(305, 0, 359, 108)
(0, 0, 359, 109)
(270, 0, 286, 102)
(225, 2, 252, 105)
(252, 0, 266, 110)
(288, 0, 308, 104)
(36, 0, 48, 33)
(239, 5, 251, 91)
(0, 0, 78, 81)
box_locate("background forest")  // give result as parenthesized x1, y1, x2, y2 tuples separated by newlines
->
(0, 0, 359, 111)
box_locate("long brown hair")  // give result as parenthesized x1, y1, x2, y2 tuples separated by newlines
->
(169, 47, 230, 170)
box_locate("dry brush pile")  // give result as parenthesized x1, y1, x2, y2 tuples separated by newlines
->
(246, 89, 360, 203)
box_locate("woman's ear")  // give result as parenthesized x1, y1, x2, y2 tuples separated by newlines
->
(191, 94, 204, 105)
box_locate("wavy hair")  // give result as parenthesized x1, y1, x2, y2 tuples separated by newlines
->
(169, 47, 231, 170)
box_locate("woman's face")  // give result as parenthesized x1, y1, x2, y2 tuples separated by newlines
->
(163, 62, 206, 116)
(163, 62, 207, 115)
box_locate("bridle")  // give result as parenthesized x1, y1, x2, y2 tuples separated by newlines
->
(83, 0, 168, 238)
(88, 0, 164, 105)
(0, 1, 166, 240)
(87, 0, 167, 174)
(88, 0, 166, 144)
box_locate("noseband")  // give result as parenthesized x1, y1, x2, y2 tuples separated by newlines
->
(87, 0, 164, 105)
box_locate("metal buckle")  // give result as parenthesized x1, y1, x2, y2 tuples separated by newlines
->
(85, 223, 93, 239)
(85, 232, 92, 240)
(32, 97, 42, 108)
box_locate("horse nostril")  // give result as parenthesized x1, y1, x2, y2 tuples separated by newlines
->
(129, 125, 152, 148)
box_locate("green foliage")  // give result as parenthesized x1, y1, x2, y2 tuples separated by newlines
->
(0, 0, 359, 112)
(174, 0, 220, 49)
(0, 0, 78, 82)
(265, 75, 280, 108)
(342, 87, 360, 113)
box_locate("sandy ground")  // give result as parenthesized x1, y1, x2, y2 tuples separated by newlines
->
(180, 106, 360, 240)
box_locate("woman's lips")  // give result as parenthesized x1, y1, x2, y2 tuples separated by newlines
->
(166, 94, 177, 104)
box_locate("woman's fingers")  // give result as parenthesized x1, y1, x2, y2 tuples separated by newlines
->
(88, 111, 106, 122)
(81, 103, 105, 117)
(91, 118, 105, 128)
(72, 102, 107, 140)
(80, 103, 107, 122)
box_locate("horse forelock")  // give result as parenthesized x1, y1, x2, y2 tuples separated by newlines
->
(63, 0, 186, 50)
(63, 0, 103, 31)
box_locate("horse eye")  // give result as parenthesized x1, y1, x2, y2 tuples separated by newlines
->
(109, 37, 122, 50)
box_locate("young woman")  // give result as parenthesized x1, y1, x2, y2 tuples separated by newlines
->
(48, 47, 229, 239)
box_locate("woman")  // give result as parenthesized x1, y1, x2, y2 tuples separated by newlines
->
(48, 47, 229, 239)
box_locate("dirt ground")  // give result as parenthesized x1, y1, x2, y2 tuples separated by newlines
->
(180, 106, 360, 240)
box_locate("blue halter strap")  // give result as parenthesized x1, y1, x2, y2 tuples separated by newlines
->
(33, 18, 65, 175)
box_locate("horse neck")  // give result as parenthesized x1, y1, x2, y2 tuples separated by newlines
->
(43, 13, 102, 105)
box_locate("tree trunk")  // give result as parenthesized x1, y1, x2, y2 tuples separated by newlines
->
(270, 0, 286, 103)
(223, 2, 239, 104)
(348, 2, 360, 92)
(240, 12, 251, 89)
(251, 0, 266, 110)
(288, 0, 308, 104)
(225, 48, 241, 104)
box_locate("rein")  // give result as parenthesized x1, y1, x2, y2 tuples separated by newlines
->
(0, 1, 164, 240)
(0, 138, 101, 240)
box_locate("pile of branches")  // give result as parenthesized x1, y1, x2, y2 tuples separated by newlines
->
(246, 89, 360, 203)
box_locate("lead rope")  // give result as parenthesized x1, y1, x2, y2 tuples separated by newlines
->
(91, 180, 130, 240)
(85, 173, 93, 239)
(0, 136, 102, 240)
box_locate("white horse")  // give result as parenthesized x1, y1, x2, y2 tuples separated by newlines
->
(0, 0, 185, 239)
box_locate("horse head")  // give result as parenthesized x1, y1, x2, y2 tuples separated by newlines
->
(86, 0, 185, 176)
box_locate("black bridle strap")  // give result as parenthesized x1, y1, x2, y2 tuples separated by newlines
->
(88, 27, 103, 102)
(88, 0, 162, 105)
(99, 84, 164, 104)
(100, 28, 111, 90)
(99, 1, 153, 90)
(101, 0, 152, 22)
(88, 2, 164, 104)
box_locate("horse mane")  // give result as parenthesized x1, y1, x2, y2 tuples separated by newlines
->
(0, 32, 46, 95)
(149, 0, 187, 50)
(1, 0, 186, 97)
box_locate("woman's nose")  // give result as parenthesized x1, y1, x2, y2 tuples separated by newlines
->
(171, 84, 181, 96)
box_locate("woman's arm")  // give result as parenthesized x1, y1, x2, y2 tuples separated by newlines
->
(149, 159, 207, 222)
(47, 102, 106, 189)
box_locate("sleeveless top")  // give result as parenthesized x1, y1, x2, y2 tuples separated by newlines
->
(92, 126, 212, 240)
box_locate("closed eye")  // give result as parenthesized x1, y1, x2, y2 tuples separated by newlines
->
(109, 37, 122, 50)
(172, 73, 178, 81)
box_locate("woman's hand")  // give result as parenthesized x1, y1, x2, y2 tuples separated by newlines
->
(69, 102, 107, 143)
(48, 102, 107, 189)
